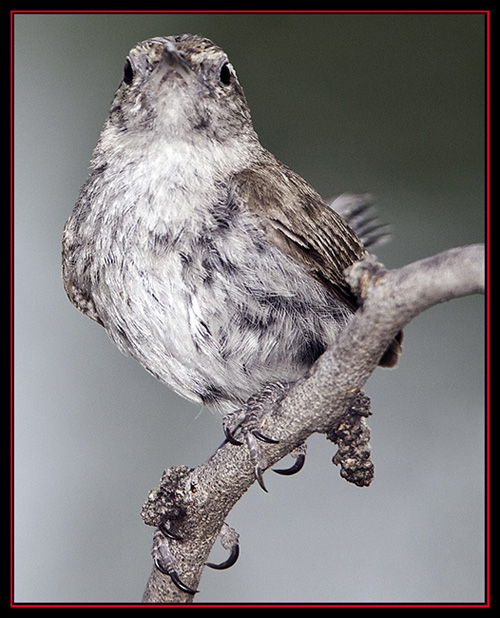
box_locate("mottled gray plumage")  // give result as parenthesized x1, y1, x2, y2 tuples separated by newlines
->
(62, 34, 401, 416)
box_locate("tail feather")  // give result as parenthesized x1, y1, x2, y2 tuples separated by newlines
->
(329, 194, 403, 368)
(328, 193, 391, 249)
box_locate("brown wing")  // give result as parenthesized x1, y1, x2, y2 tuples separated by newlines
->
(231, 150, 402, 367)
(231, 150, 366, 312)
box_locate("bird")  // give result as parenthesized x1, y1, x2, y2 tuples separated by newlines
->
(62, 34, 402, 592)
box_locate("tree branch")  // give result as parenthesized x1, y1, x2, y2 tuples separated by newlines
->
(140, 243, 485, 603)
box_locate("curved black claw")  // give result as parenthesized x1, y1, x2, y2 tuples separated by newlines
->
(252, 430, 279, 444)
(206, 542, 240, 570)
(170, 571, 198, 595)
(253, 430, 279, 491)
(254, 464, 268, 492)
(273, 443, 307, 477)
(206, 522, 240, 570)
(223, 424, 243, 446)
(159, 522, 183, 541)
(273, 452, 306, 476)
(245, 430, 280, 492)
(154, 557, 198, 595)
(152, 529, 198, 595)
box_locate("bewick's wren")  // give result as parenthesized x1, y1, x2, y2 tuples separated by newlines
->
(62, 34, 403, 593)
(62, 34, 401, 416)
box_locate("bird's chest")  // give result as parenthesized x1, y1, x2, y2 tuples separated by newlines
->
(69, 149, 342, 408)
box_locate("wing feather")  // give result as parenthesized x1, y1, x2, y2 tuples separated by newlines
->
(231, 151, 366, 311)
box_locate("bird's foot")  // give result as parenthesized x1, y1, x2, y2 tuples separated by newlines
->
(151, 528, 199, 595)
(152, 520, 241, 594)
(222, 382, 306, 491)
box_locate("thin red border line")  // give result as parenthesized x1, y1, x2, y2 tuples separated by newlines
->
(10, 9, 490, 609)
(10, 8, 15, 611)
(9, 9, 491, 14)
(9, 8, 491, 610)
(8, 602, 492, 609)
(484, 8, 490, 610)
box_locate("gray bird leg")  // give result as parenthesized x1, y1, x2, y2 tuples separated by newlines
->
(222, 382, 290, 491)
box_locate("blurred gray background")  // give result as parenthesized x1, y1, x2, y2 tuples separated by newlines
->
(13, 12, 486, 604)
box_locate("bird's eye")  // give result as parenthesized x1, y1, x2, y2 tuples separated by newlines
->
(123, 58, 134, 85)
(219, 62, 231, 85)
